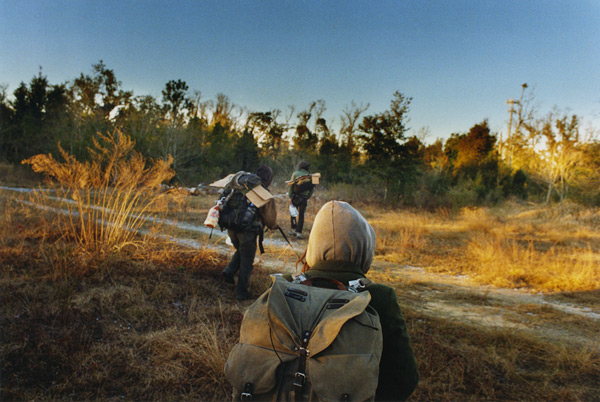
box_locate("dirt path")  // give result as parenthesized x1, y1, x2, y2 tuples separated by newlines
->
(370, 263, 599, 348)
(197, 219, 599, 349)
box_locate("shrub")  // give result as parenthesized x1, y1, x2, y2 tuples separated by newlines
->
(22, 130, 184, 254)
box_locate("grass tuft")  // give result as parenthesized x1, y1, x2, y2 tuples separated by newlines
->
(22, 130, 185, 257)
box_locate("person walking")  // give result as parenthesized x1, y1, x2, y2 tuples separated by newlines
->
(288, 161, 314, 239)
(222, 164, 278, 301)
(293, 200, 419, 401)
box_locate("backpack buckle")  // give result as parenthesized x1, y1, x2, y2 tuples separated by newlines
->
(293, 372, 306, 386)
(291, 273, 307, 284)
(294, 346, 310, 357)
(241, 382, 254, 400)
(347, 279, 366, 292)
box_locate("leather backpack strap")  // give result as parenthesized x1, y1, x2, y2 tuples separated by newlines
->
(300, 276, 348, 291)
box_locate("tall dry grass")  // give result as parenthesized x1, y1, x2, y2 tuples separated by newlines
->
(22, 130, 185, 255)
(365, 201, 600, 293)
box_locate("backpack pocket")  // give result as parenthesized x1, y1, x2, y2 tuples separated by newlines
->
(308, 353, 380, 402)
(225, 343, 295, 397)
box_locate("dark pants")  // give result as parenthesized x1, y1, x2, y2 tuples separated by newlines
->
(290, 197, 308, 233)
(223, 229, 258, 301)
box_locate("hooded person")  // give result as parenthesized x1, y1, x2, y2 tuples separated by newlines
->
(287, 161, 314, 239)
(295, 200, 419, 401)
(222, 165, 278, 301)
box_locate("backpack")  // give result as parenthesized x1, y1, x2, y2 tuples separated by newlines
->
(225, 275, 383, 402)
(218, 172, 263, 232)
(291, 174, 315, 195)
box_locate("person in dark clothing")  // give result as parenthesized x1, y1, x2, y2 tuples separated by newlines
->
(222, 165, 278, 301)
(291, 200, 419, 401)
(288, 161, 314, 239)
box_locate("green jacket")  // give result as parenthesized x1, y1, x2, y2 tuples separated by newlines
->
(287, 168, 314, 199)
(287, 260, 419, 402)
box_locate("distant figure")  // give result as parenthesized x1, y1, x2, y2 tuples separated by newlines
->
(288, 161, 314, 239)
(297, 200, 419, 401)
(221, 165, 278, 301)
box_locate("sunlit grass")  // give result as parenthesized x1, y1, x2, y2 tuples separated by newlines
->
(21, 130, 185, 255)
(359, 201, 600, 293)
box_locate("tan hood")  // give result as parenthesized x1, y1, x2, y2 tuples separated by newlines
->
(306, 201, 376, 273)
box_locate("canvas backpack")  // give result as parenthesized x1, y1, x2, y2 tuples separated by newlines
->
(225, 275, 383, 402)
(218, 172, 263, 232)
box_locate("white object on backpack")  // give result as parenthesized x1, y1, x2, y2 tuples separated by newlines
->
(289, 203, 299, 218)
(203, 205, 220, 228)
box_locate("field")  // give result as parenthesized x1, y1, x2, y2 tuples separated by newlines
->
(1, 183, 599, 401)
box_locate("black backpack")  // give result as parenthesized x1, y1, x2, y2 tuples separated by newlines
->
(217, 172, 263, 232)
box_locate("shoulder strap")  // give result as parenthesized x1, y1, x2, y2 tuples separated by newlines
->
(299, 276, 347, 291)
(258, 229, 265, 254)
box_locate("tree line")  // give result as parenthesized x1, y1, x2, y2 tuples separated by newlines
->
(1, 61, 599, 206)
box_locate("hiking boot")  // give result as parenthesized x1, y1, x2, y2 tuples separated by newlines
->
(288, 230, 296, 236)
(295, 232, 303, 239)
(222, 271, 235, 284)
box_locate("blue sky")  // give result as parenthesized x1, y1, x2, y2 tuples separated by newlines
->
(1, 0, 599, 142)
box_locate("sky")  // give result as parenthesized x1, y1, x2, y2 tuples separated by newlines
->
(1, 0, 599, 143)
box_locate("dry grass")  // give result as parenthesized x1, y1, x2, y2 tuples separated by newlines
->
(22, 130, 185, 255)
(362, 200, 600, 293)
(0, 196, 246, 400)
(404, 309, 599, 401)
(2, 183, 599, 401)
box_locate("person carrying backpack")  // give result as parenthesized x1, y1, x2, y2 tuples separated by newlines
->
(297, 201, 419, 400)
(293, 200, 419, 401)
(221, 164, 278, 301)
(225, 200, 418, 401)
(288, 161, 314, 239)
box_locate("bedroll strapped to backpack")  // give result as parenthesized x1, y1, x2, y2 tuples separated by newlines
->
(291, 174, 315, 195)
(218, 172, 263, 232)
(225, 275, 383, 402)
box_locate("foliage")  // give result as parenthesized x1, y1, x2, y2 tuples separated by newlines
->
(2, 63, 600, 207)
(22, 130, 183, 254)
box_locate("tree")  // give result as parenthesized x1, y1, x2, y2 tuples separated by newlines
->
(539, 111, 582, 202)
(161, 79, 192, 168)
(357, 91, 414, 201)
(211, 93, 235, 129)
(292, 102, 318, 153)
(162, 79, 191, 125)
(340, 101, 369, 155)
(246, 110, 286, 157)
(189, 90, 212, 128)
(450, 120, 499, 199)
(121, 95, 163, 158)
(453, 120, 496, 176)
(72, 60, 132, 120)
(3, 70, 70, 162)
(0, 85, 15, 161)
(69, 61, 132, 157)
(358, 91, 411, 159)
(234, 129, 260, 172)
(504, 83, 537, 170)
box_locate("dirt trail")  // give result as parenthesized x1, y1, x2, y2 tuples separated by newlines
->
(5, 186, 598, 350)
(214, 227, 599, 349)
(370, 263, 599, 348)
